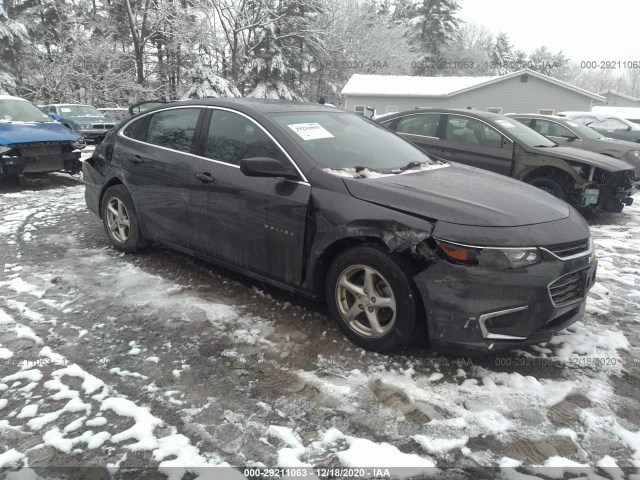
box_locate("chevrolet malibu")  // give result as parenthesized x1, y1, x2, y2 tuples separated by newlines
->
(83, 99, 597, 353)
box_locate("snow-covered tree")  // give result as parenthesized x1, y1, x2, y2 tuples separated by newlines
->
(0, 6, 27, 94)
(393, 0, 461, 75)
(489, 32, 514, 74)
(182, 64, 241, 99)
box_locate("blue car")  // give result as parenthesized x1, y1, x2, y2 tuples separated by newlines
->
(0, 95, 84, 179)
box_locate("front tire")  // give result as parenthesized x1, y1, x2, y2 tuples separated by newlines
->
(100, 185, 147, 253)
(326, 245, 420, 353)
(528, 177, 566, 200)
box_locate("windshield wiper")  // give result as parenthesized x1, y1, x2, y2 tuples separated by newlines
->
(397, 160, 426, 171)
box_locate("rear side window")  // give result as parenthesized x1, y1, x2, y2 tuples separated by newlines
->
(204, 110, 286, 165)
(534, 120, 574, 138)
(122, 116, 149, 141)
(146, 108, 201, 152)
(395, 114, 440, 137)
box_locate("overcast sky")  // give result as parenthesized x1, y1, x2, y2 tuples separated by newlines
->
(458, 0, 638, 63)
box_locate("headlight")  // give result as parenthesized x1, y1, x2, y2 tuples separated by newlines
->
(437, 241, 540, 269)
(72, 138, 86, 150)
(626, 150, 640, 160)
(82, 124, 92, 129)
(0, 146, 12, 154)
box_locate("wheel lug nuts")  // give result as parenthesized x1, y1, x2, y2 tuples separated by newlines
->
(371, 297, 376, 303)
(356, 294, 361, 298)
(358, 304, 364, 309)
(368, 307, 374, 312)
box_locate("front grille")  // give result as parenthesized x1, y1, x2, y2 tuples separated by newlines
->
(544, 239, 590, 259)
(11, 142, 68, 150)
(91, 124, 115, 130)
(549, 271, 583, 306)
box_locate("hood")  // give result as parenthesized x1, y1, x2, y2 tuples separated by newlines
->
(61, 115, 117, 124)
(342, 163, 570, 227)
(535, 145, 634, 172)
(0, 122, 81, 145)
(597, 137, 640, 151)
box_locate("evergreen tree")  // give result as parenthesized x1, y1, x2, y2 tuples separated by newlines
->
(489, 32, 514, 74)
(0, 6, 27, 94)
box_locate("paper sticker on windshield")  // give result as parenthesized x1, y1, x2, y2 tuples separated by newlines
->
(287, 123, 334, 140)
(496, 119, 515, 129)
(61, 108, 72, 112)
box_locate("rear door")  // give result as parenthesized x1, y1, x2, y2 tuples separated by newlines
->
(119, 107, 204, 246)
(437, 114, 514, 175)
(189, 108, 311, 286)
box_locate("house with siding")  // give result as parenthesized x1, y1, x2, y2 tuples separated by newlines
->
(341, 68, 604, 116)
(599, 90, 640, 107)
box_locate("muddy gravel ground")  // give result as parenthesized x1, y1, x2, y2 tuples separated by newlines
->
(0, 173, 639, 480)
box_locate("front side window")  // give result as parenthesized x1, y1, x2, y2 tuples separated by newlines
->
(395, 114, 440, 137)
(601, 117, 628, 129)
(205, 110, 286, 165)
(534, 120, 575, 138)
(444, 115, 504, 148)
(146, 108, 201, 152)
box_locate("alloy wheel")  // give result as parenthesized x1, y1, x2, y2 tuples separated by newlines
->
(336, 264, 397, 338)
(106, 197, 131, 243)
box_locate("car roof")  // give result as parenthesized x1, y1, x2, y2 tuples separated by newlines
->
(139, 98, 342, 115)
(0, 95, 28, 102)
(506, 113, 571, 121)
(382, 107, 504, 119)
(45, 103, 93, 107)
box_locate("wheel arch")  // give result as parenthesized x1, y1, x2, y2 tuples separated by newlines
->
(98, 178, 126, 219)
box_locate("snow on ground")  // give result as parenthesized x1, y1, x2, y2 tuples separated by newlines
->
(0, 177, 639, 479)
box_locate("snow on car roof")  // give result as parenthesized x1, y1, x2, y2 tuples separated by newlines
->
(341, 74, 496, 97)
(0, 95, 28, 101)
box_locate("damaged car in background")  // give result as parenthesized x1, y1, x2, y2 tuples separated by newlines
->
(378, 108, 635, 213)
(0, 95, 84, 180)
(84, 99, 597, 353)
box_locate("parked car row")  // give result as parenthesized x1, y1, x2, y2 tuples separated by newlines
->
(83, 99, 600, 354)
(42, 104, 119, 143)
(377, 108, 636, 213)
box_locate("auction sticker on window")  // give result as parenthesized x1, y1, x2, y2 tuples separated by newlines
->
(287, 123, 334, 140)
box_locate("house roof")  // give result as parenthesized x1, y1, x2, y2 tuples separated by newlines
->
(599, 90, 640, 103)
(341, 68, 605, 102)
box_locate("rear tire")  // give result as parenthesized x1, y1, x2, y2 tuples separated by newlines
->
(326, 245, 420, 353)
(528, 177, 566, 200)
(100, 185, 147, 253)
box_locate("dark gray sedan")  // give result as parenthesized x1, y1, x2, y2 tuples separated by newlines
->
(508, 113, 640, 179)
(84, 99, 597, 354)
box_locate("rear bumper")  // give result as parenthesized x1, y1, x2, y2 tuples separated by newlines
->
(0, 151, 81, 177)
(413, 250, 597, 352)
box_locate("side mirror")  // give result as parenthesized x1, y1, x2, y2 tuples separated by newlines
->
(563, 134, 579, 141)
(240, 157, 298, 179)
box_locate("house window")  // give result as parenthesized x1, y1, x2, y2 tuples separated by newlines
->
(386, 106, 398, 113)
(538, 109, 555, 115)
(354, 106, 365, 115)
(486, 107, 502, 114)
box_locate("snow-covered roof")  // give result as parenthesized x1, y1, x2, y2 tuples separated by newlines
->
(599, 90, 640, 103)
(341, 68, 605, 101)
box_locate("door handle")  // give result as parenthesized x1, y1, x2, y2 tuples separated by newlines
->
(130, 155, 144, 164)
(196, 172, 215, 183)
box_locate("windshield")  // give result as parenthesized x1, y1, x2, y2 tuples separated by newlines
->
(269, 112, 433, 171)
(564, 120, 602, 139)
(494, 116, 556, 147)
(58, 105, 103, 116)
(0, 99, 55, 123)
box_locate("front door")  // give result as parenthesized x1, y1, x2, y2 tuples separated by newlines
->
(189, 108, 310, 286)
(437, 114, 514, 175)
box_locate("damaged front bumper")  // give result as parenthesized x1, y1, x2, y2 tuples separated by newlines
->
(0, 150, 82, 177)
(593, 168, 635, 212)
(413, 242, 597, 352)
